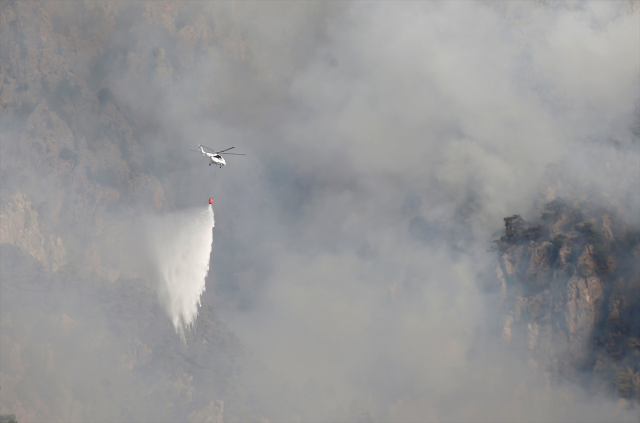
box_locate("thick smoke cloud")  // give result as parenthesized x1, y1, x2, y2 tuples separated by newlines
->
(198, 2, 638, 420)
(1, 0, 638, 421)
(184, 2, 638, 420)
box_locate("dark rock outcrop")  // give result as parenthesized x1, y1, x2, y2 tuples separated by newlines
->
(489, 197, 640, 402)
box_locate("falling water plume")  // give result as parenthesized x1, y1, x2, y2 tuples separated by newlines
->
(147, 205, 215, 340)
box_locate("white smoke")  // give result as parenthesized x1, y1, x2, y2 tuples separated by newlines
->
(147, 205, 215, 339)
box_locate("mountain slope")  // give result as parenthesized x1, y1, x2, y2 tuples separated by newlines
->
(488, 191, 640, 403)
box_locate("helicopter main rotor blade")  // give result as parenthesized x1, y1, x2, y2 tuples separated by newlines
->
(216, 147, 235, 153)
(200, 145, 217, 153)
(221, 153, 246, 155)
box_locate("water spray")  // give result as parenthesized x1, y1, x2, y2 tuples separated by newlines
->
(147, 200, 215, 340)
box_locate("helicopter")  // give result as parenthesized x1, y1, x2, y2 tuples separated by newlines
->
(192, 144, 246, 168)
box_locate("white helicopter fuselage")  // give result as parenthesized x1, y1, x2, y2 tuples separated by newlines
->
(199, 145, 226, 168)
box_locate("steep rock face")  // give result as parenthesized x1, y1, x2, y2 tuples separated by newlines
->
(0, 2, 262, 421)
(490, 199, 640, 401)
(0, 0, 253, 276)
(0, 191, 65, 271)
(0, 0, 143, 275)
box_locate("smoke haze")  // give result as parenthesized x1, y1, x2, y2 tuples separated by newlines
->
(1, 0, 639, 421)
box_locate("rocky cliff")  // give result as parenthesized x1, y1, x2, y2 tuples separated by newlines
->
(1, 2, 262, 421)
(487, 175, 640, 404)
(1, 0, 254, 276)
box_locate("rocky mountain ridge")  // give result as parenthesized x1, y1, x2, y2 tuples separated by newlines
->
(1, 0, 255, 278)
(1, 2, 261, 421)
(487, 195, 640, 404)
